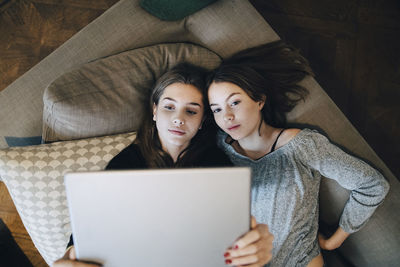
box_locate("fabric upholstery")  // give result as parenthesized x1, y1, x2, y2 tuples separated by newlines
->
(0, 0, 271, 150)
(42, 43, 221, 142)
(0, 132, 136, 264)
(5, 136, 42, 147)
(140, 0, 217, 21)
(185, 0, 280, 59)
(0, 0, 398, 266)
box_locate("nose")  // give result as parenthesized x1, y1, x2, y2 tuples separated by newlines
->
(173, 118, 184, 126)
(223, 111, 234, 122)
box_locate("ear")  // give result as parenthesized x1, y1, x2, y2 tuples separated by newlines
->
(152, 103, 157, 121)
(258, 96, 266, 110)
(198, 119, 204, 130)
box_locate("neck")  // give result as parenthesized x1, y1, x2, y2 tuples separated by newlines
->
(160, 141, 189, 163)
(168, 146, 185, 163)
(236, 122, 277, 159)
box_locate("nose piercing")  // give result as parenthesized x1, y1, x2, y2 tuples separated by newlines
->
(173, 119, 184, 125)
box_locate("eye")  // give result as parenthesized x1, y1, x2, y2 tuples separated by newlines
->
(231, 100, 241, 107)
(212, 108, 221, 114)
(186, 110, 197, 115)
(164, 105, 174, 110)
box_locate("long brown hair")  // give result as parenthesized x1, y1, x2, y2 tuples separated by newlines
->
(135, 63, 216, 168)
(207, 40, 313, 128)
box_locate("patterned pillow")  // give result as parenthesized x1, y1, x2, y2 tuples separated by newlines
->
(0, 132, 136, 265)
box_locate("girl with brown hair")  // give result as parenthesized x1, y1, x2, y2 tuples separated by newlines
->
(207, 41, 389, 267)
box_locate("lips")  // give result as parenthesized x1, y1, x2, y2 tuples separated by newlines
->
(168, 129, 185, 136)
(227, 125, 240, 131)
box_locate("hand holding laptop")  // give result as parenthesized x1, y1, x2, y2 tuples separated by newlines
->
(61, 168, 273, 267)
(223, 216, 273, 266)
(53, 246, 100, 267)
(53, 218, 273, 267)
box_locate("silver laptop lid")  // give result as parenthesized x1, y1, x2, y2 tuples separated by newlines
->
(65, 167, 251, 267)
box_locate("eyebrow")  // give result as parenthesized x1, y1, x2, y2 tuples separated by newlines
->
(209, 92, 241, 106)
(162, 97, 202, 107)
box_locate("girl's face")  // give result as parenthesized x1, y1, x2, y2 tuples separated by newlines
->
(153, 83, 204, 151)
(208, 82, 264, 141)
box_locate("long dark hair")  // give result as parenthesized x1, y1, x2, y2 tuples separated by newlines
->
(135, 62, 215, 168)
(207, 40, 313, 128)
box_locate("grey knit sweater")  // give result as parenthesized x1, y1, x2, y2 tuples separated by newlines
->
(217, 128, 389, 267)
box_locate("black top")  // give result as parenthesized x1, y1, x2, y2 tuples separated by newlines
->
(106, 143, 232, 169)
(67, 142, 232, 247)
(105, 143, 148, 170)
(269, 128, 285, 153)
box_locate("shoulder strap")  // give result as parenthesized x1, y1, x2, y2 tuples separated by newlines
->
(270, 128, 285, 153)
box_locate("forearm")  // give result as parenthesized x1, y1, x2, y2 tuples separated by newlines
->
(319, 227, 350, 250)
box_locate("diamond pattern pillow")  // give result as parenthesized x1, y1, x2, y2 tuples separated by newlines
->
(0, 132, 136, 265)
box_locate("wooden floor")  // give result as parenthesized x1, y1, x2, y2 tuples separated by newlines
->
(0, 0, 119, 266)
(0, 182, 48, 266)
(250, 0, 400, 183)
(0, 0, 399, 266)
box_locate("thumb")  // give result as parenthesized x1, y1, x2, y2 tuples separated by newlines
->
(251, 216, 257, 228)
(69, 247, 77, 260)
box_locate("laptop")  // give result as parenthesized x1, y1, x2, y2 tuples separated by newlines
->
(64, 167, 251, 267)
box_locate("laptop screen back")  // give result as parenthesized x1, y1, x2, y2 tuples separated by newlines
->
(65, 167, 251, 267)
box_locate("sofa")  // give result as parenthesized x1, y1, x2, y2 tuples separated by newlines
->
(0, 0, 399, 266)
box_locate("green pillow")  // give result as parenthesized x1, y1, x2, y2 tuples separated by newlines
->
(140, 0, 217, 21)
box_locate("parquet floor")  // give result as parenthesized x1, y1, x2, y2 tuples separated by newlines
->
(250, 0, 400, 180)
(0, 0, 118, 93)
(0, 181, 47, 266)
(0, 0, 399, 266)
(0, 0, 118, 266)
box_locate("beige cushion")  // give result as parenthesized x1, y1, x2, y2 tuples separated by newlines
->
(42, 43, 221, 142)
(0, 132, 136, 263)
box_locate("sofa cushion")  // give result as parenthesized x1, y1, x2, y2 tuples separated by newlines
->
(42, 43, 221, 143)
(4, 136, 42, 147)
(0, 132, 136, 264)
(0, 0, 276, 150)
(140, 0, 217, 21)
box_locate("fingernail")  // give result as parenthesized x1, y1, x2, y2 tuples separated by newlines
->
(224, 252, 230, 258)
(234, 245, 239, 250)
(225, 259, 232, 264)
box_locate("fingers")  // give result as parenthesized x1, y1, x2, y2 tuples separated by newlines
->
(226, 244, 258, 258)
(225, 254, 258, 266)
(52, 259, 100, 267)
(69, 247, 76, 260)
(236, 264, 263, 267)
(225, 222, 274, 266)
(52, 247, 101, 267)
(234, 228, 261, 249)
(234, 223, 271, 249)
(225, 242, 272, 267)
(251, 216, 257, 228)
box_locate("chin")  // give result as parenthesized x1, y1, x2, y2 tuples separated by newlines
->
(168, 138, 189, 147)
(228, 133, 241, 141)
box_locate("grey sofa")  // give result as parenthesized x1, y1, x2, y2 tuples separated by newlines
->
(0, 0, 399, 266)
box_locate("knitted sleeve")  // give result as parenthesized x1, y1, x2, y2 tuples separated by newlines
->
(295, 130, 390, 233)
